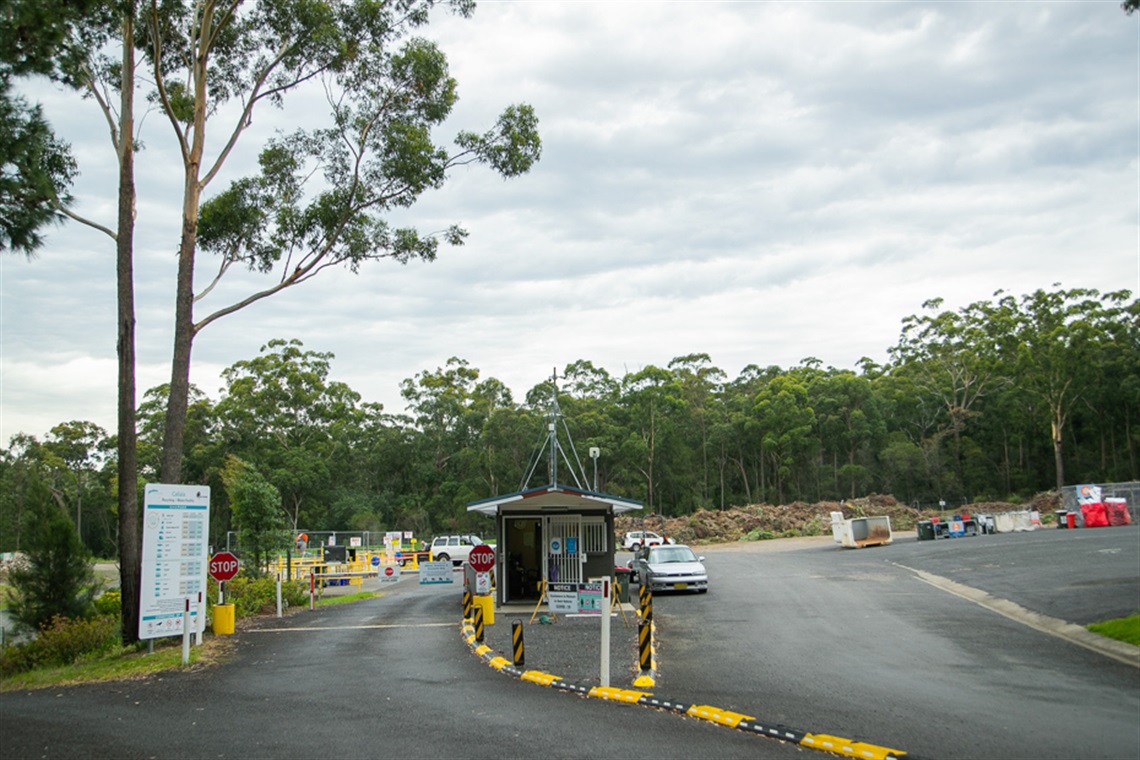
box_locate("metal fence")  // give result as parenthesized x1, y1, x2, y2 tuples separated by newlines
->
(1061, 481, 1140, 521)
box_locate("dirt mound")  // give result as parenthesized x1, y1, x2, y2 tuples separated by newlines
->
(616, 492, 1059, 545)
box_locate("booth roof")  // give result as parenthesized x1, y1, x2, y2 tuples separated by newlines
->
(466, 483, 643, 516)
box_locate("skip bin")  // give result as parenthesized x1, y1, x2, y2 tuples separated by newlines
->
(917, 521, 936, 541)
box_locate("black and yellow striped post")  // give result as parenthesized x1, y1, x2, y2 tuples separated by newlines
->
(463, 590, 472, 621)
(474, 603, 485, 643)
(638, 618, 652, 671)
(512, 620, 525, 667)
(640, 586, 653, 623)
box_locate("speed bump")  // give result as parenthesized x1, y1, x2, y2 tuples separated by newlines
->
(801, 733, 909, 760)
(687, 704, 756, 728)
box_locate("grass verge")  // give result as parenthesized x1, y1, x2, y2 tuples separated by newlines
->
(316, 591, 376, 607)
(0, 635, 232, 693)
(1, 590, 378, 691)
(1087, 614, 1140, 647)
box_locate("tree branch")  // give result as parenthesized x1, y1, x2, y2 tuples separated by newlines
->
(148, 0, 190, 162)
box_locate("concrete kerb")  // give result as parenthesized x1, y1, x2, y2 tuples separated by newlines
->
(894, 562, 1140, 669)
(459, 613, 923, 760)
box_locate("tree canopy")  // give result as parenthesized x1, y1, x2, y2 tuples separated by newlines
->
(3, 286, 1135, 557)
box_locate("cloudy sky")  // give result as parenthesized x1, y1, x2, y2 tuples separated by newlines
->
(2, 1, 1138, 444)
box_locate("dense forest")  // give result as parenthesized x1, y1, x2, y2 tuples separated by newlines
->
(2, 286, 1136, 556)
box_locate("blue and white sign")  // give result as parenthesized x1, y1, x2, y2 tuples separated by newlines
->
(549, 537, 563, 555)
(419, 561, 454, 584)
(139, 484, 210, 641)
(566, 536, 578, 555)
(371, 555, 381, 567)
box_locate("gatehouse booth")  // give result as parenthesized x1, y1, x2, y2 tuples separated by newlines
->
(467, 484, 642, 606)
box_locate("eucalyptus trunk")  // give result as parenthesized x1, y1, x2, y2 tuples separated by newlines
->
(116, 15, 141, 645)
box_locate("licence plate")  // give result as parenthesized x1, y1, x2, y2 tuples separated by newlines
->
(673, 582, 688, 590)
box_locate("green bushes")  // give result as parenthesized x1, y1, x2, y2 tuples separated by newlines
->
(221, 575, 308, 618)
(7, 488, 101, 632)
(1, 614, 120, 675)
(92, 590, 121, 617)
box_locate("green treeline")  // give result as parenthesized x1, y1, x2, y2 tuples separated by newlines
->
(2, 286, 1136, 555)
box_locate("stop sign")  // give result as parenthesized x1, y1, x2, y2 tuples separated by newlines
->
(468, 544, 496, 572)
(209, 551, 240, 582)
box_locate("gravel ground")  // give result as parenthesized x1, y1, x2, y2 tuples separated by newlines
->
(475, 603, 643, 687)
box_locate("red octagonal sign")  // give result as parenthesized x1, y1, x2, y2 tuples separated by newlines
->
(209, 551, 240, 582)
(468, 544, 496, 573)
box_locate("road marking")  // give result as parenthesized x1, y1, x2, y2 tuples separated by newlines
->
(248, 622, 456, 632)
(893, 561, 1140, 668)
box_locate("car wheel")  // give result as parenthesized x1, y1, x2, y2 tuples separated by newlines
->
(630, 542, 641, 552)
(436, 553, 450, 563)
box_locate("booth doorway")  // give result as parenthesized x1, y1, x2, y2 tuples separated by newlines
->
(505, 518, 542, 601)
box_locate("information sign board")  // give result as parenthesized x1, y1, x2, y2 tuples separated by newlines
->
(419, 561, 454, 584)
(139, 484, 210, 640)
(547, 582, 579, 614)
(578, 581, 604, 614)
(379, 565, 400, 584)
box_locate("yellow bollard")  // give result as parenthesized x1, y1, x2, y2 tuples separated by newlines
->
(213, 603, 235, 635)
(472, 594, 495, 626)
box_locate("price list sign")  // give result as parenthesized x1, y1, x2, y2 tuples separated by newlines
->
(139, 484, 210, 640)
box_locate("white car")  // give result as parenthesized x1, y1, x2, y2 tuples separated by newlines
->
(429, 534, 484, 565)
(621, 530, 674, 552)
(631, 544, 708, 593)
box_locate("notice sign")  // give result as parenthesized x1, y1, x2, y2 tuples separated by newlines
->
(419, 561, 454, 584)
(379, 565, 401, 584)
(547, 582, 579, 614)
(139, 484, 210, 640)
(578, 581, 604, 614)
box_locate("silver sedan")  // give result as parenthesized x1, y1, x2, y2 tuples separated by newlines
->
(632, 544, 708, 593)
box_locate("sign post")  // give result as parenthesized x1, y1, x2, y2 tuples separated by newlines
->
(208, 550, 240, 604)
(469, 545, 496, 597)
(468, 544, 496, 573)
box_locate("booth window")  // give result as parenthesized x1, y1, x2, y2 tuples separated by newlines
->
(583, 517, 607, 553)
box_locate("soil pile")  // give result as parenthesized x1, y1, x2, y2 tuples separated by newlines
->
(616, 492, 1062, 546)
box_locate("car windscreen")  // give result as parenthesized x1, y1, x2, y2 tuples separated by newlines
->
(649, 546, 696, 563)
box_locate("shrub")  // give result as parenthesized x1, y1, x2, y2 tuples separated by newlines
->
(744, 528, 777, 541)
(92, 590, 122, 618)
(1, 614, 120, 676)
(8, 487, 100, 632)
(223, 574, 308, 618)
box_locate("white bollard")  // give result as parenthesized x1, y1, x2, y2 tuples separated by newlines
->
(181, 598, 191, 665)
(600, 578, 611, 687)
(195, 591, 204, 645)
(276, 573, 283, 617)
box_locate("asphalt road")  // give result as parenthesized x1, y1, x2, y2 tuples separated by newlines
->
(654, 525, 1140, 760)
(1, 526, 1137, 759)
(0, 575, 805, 759)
